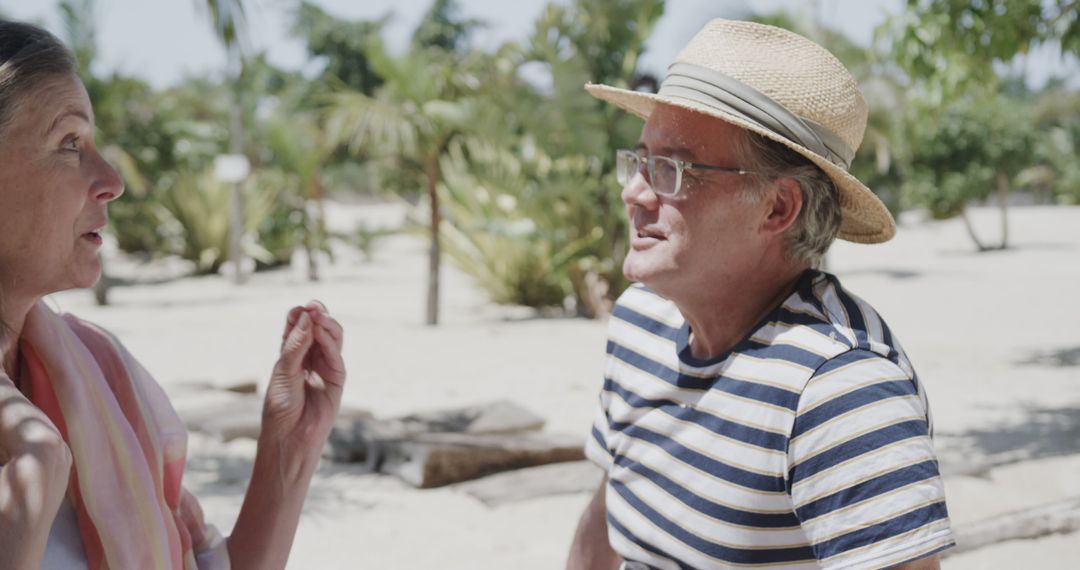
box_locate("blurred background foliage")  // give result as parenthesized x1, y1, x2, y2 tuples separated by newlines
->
(33, 0, 1080, 318)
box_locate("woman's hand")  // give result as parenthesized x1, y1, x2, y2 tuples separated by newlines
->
(227, 302, 346, 569)
(260, 301, 346, 459)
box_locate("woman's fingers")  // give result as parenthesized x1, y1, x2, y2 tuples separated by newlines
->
(278, 311, 315, 375)
(278, 301, 344, 384)
(312, 324, 346, 386)
(312, 312, 344, 349)
(281, 306, 306, 346)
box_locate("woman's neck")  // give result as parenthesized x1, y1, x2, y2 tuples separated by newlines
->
(1, 292, 37, 383)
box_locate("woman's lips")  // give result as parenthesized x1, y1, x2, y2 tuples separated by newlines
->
(81, 231, 103, 245)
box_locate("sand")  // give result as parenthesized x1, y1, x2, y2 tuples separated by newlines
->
(48, 202, 1080, 569)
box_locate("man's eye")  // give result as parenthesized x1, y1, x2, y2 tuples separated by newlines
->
(61, 136, 80, 152)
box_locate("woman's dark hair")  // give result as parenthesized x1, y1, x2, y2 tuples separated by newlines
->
(0, 20, 76, 344)
(0, 19, 77, 136)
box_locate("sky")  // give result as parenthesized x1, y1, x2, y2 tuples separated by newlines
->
(4, 0, 1077, 89)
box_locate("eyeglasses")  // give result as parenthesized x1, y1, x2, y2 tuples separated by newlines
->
(615, 149, 755, 197)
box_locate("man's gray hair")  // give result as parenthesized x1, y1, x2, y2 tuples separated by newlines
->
(0, 20, 78, 136)
(730, 130, 842, 268)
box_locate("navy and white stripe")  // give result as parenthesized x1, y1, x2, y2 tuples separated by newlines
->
(585, 270, 954, 569)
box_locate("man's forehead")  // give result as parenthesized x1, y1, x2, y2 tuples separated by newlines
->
(639, 103, 743, 161)
(634, 140, 701, 160)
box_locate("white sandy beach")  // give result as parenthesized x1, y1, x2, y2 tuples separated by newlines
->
(49, 202, 1080, 569)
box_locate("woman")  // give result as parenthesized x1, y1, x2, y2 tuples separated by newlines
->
(0, 20, 346, 569)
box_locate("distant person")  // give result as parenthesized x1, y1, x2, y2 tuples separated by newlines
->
(567, 19, 953, 570)
(0, 20, 346, 569)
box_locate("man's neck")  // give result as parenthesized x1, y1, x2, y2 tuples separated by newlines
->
(673, 263, 807, 361)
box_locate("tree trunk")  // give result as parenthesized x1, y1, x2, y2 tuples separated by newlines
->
(302, 207, 316, 282)
(304, 175, 321, 282)
(227, 45, 247, 284)
(425, 158, 441, 326)
(314, 173, 328, 263)
(996, 169, 1010, 250)
(959, 207, 990, 252)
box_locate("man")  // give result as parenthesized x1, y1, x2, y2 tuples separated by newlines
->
(567, 19, 953, 570)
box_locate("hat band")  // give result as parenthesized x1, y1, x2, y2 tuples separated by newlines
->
(658, 62, 855, 170)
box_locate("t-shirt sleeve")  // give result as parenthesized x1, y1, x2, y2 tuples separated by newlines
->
(584, 374, 617, 471)
(787, 349, 954, 569)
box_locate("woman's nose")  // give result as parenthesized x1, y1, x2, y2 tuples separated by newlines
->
(90, 150, 125, 202)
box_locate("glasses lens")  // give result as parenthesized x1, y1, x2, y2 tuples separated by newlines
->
(648, 156, 679, 195)
(616, 150, 637, 185)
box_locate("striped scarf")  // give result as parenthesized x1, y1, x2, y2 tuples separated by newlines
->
(21, 301, 229, 569)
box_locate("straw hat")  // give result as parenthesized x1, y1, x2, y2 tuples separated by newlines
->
(586, 19, 895, 243)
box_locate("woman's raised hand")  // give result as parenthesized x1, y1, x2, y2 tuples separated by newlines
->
(260, 301, 346, 457)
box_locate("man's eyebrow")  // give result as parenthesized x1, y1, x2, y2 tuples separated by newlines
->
(45, 108, 91, 136)
(634, 142, 698, 161)
(655, 144, 698, 161)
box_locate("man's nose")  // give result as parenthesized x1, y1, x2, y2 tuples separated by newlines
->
(621, 171, 659, 209)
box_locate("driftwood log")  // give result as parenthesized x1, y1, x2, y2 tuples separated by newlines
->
(184, 395, 584, 488)
(379, 432, 585, 488)
(384, 399, 546, 435)
(945, 496, 1080, 557)
(179, 387, 373, 444)
(457, 460, 604, 506)
(179, 394, 263, 441)
(326, 399, 547, 466)
(326, 400, 585, 487)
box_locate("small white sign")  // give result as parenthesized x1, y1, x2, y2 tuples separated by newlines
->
(213, 154, 251, 183)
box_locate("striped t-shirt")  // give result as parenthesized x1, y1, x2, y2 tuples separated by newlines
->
(585, 270, 954, 569)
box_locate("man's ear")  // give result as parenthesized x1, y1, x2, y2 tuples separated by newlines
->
(761, 177, 803, 236)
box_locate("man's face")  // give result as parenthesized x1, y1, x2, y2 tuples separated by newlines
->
(621, 103, 772, 298)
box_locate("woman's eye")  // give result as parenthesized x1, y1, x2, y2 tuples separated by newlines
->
(61, 136, 80, 152)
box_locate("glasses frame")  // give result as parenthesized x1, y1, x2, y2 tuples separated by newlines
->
(615, 149, 756, 197)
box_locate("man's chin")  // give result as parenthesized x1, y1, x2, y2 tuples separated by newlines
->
(623, 257, 669, 287)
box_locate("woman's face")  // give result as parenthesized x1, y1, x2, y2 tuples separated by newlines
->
(0, 73, 123, 299)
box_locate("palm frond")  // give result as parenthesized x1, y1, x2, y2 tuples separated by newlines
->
(323, 90, 422, 158)
(197, 0, 248, 51)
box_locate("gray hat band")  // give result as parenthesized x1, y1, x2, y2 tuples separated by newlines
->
(658, 62, 855, 170)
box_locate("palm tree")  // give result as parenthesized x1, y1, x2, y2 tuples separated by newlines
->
(197, 0, 249, 283)
(324, 40, 479, 325)
(263, 104, 331, 282)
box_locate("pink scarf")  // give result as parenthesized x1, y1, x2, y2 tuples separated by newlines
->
(22, 301, 229, 569)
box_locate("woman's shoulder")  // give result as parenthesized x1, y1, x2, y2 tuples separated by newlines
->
(55, 311, 137, 361)
(58, 311, 116, 340)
